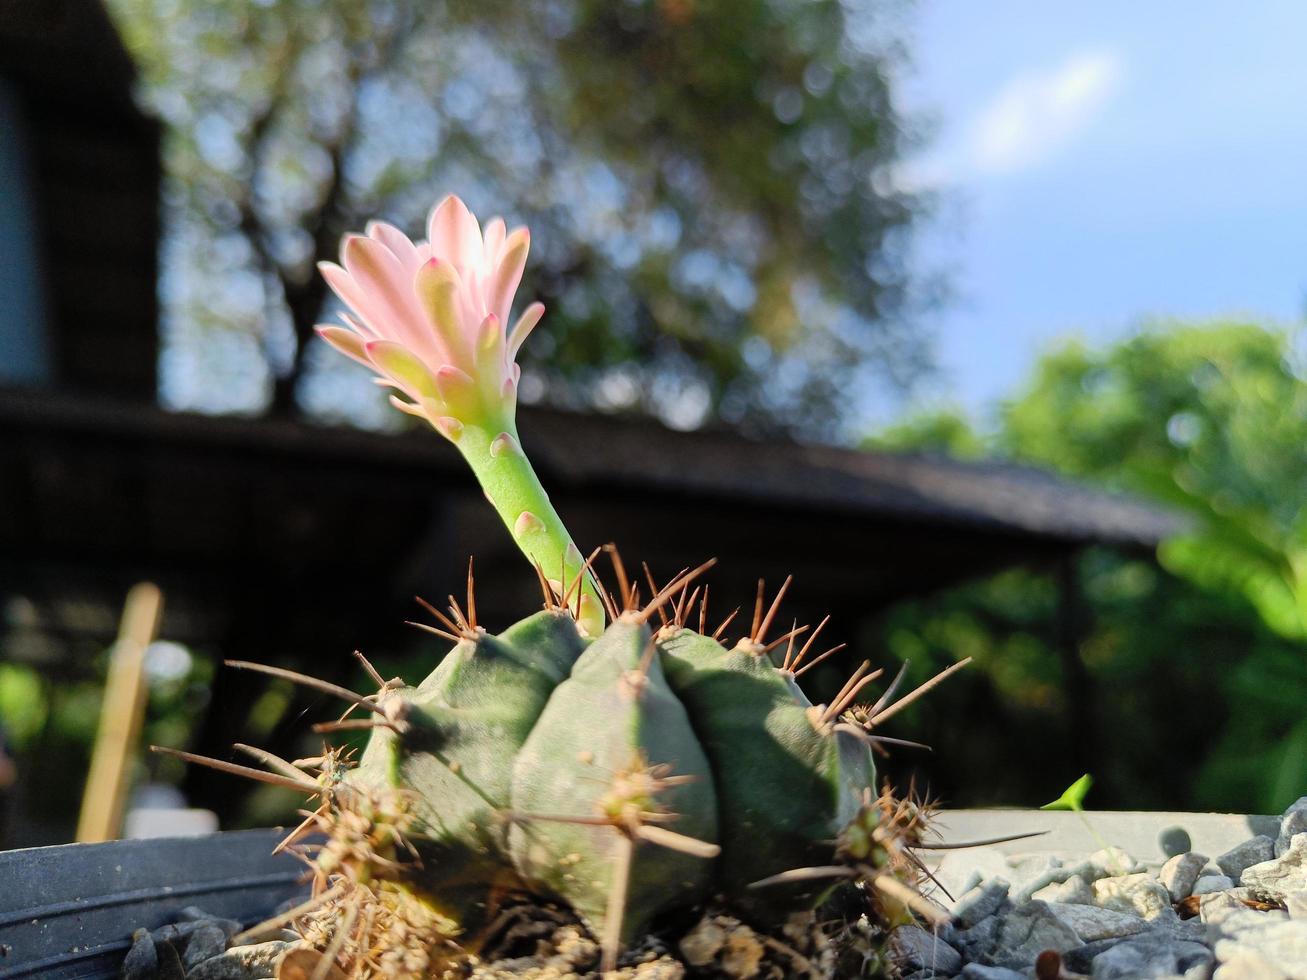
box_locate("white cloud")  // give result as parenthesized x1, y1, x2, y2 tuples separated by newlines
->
(969, 50, 1124, 176)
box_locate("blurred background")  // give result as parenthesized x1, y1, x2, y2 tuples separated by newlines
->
(1, 0, 1304, 848)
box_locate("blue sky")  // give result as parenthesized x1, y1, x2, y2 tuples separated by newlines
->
(895, 0, 1307, 420)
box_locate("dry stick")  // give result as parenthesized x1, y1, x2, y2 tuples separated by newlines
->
(405, 620, 460, 644)
(634, 824, 721, 859)
(748, 865, 857, 889)
(233, 743, 313, 781)
(598, 585, 621, 623)
(781, 621, 800, 670)
(274, 807, 327, 856)
(224, 661, 388, 716)
(787, 615, 831, 672)
(637, 559, 717, 625)
(150, 746, 321, 795)
(532, 560, 557, 610)
(415, 595, 470, 639)
(312, 719, 397, 734)
(872, 873, 949, 926)
(641, 563, 673, 626)
(826, 660, 873, 716)
(901, 846, 954, 902)
(466, 556, 478, 631)
(790, 642, 848, 679)
(352, 651, 386, 689)
(755, 574, 793, 645)
(604, 543, 634, 611)
(823, 669, 886, 723)
(671, 583, 690, 627)
(600, 833, 636, 974)
(678, 586, 702, 628)
(832, 725, 932, 752)
(749, 580, 766, 639)
(77, 582, 164, 843)
(231, 881, 348, 945)
(711, 607, 740, 642)
(313, 890, 361, 980)
(563, 546, 604, 619)
(446, 594, 470, 633)
(866, 658, 973, 729)
(912, 830, 1048, 850)
(863, 660, 910, 719)
(763, 624, 809, 655)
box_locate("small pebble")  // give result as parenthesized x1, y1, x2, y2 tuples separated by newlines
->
(1092, 872, 1171, 919)
(1241, 833, 1307, 901)
(182, 924, 230, 969)
(121, 928, 157, 980)
(1159, 826, 1193, 858)
(1159, 851, 1209, 902)
(1193, 874, 1236, 896)
(1216, 835, 1276, 880)
(185, 940, 295, 980)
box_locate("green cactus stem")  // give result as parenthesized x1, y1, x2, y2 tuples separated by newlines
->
(443, 418, 605, 637)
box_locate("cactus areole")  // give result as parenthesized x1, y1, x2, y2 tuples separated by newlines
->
(160, 195, 955, 975)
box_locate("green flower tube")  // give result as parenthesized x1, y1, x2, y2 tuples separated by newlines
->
(315, 194, 604, 635)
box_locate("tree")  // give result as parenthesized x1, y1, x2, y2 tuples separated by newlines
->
(107, 0, 930, 434)
(866, 320, 1307, 811)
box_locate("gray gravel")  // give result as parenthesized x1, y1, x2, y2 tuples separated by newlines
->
(889, 801, 1307, 980)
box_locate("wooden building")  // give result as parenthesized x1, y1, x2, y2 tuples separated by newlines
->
(0, 1, 1179, 837)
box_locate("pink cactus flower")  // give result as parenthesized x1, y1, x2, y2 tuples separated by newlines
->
(316, 194, 543, 435)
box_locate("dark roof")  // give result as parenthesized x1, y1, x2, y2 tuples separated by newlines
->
(0, 0, 160, 398)
(0, 388, 1182, 824)
(516, 411, 1181, 550)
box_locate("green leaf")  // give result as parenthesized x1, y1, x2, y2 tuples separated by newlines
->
(1041, 773, 1093, 811)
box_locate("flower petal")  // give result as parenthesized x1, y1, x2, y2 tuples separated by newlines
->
(343, 235, 429, 353)
(482, 217, 506, 264)
(474, 314, 506, 386)
(428, 194, 483, 271)
(367, 220, 424, 277)
(414, 258, 470, 368)
(365, 340, 440, 402)
(487, 227, 530, 326)
(316, 325, 372, 368)
(506, 302, 545, 362)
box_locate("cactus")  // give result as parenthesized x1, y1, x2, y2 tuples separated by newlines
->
(157, 196, 969, 977)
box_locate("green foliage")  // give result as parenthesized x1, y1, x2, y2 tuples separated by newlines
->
(348, 609, 877, 940)
(1041, 774, 1093, 812)
(106, 0, 928, 432)
(868, 319, 1307, 812)
(1001, 322, 1307, 642)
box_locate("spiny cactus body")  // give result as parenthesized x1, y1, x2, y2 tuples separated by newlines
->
(343, 589, 880, 950)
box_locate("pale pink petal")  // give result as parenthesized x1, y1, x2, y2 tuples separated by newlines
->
(319, 261, 377, 331)
(506, 302, 545, 362)
(365, 340, 440, 401)
(388, 393, 427, 419)
(343, 236, 428, 352)
(366, 220, 424, 277)
(482, 217, 506, 264)
(488, 227, 530, 325)
(427, 195, 483, 271)
(338, 311, 377, 339)
(473, 314, 506, 390)
(433, 364, 478, 416)
(414, 259, 469, 369)
(316, 325, 372, 368)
